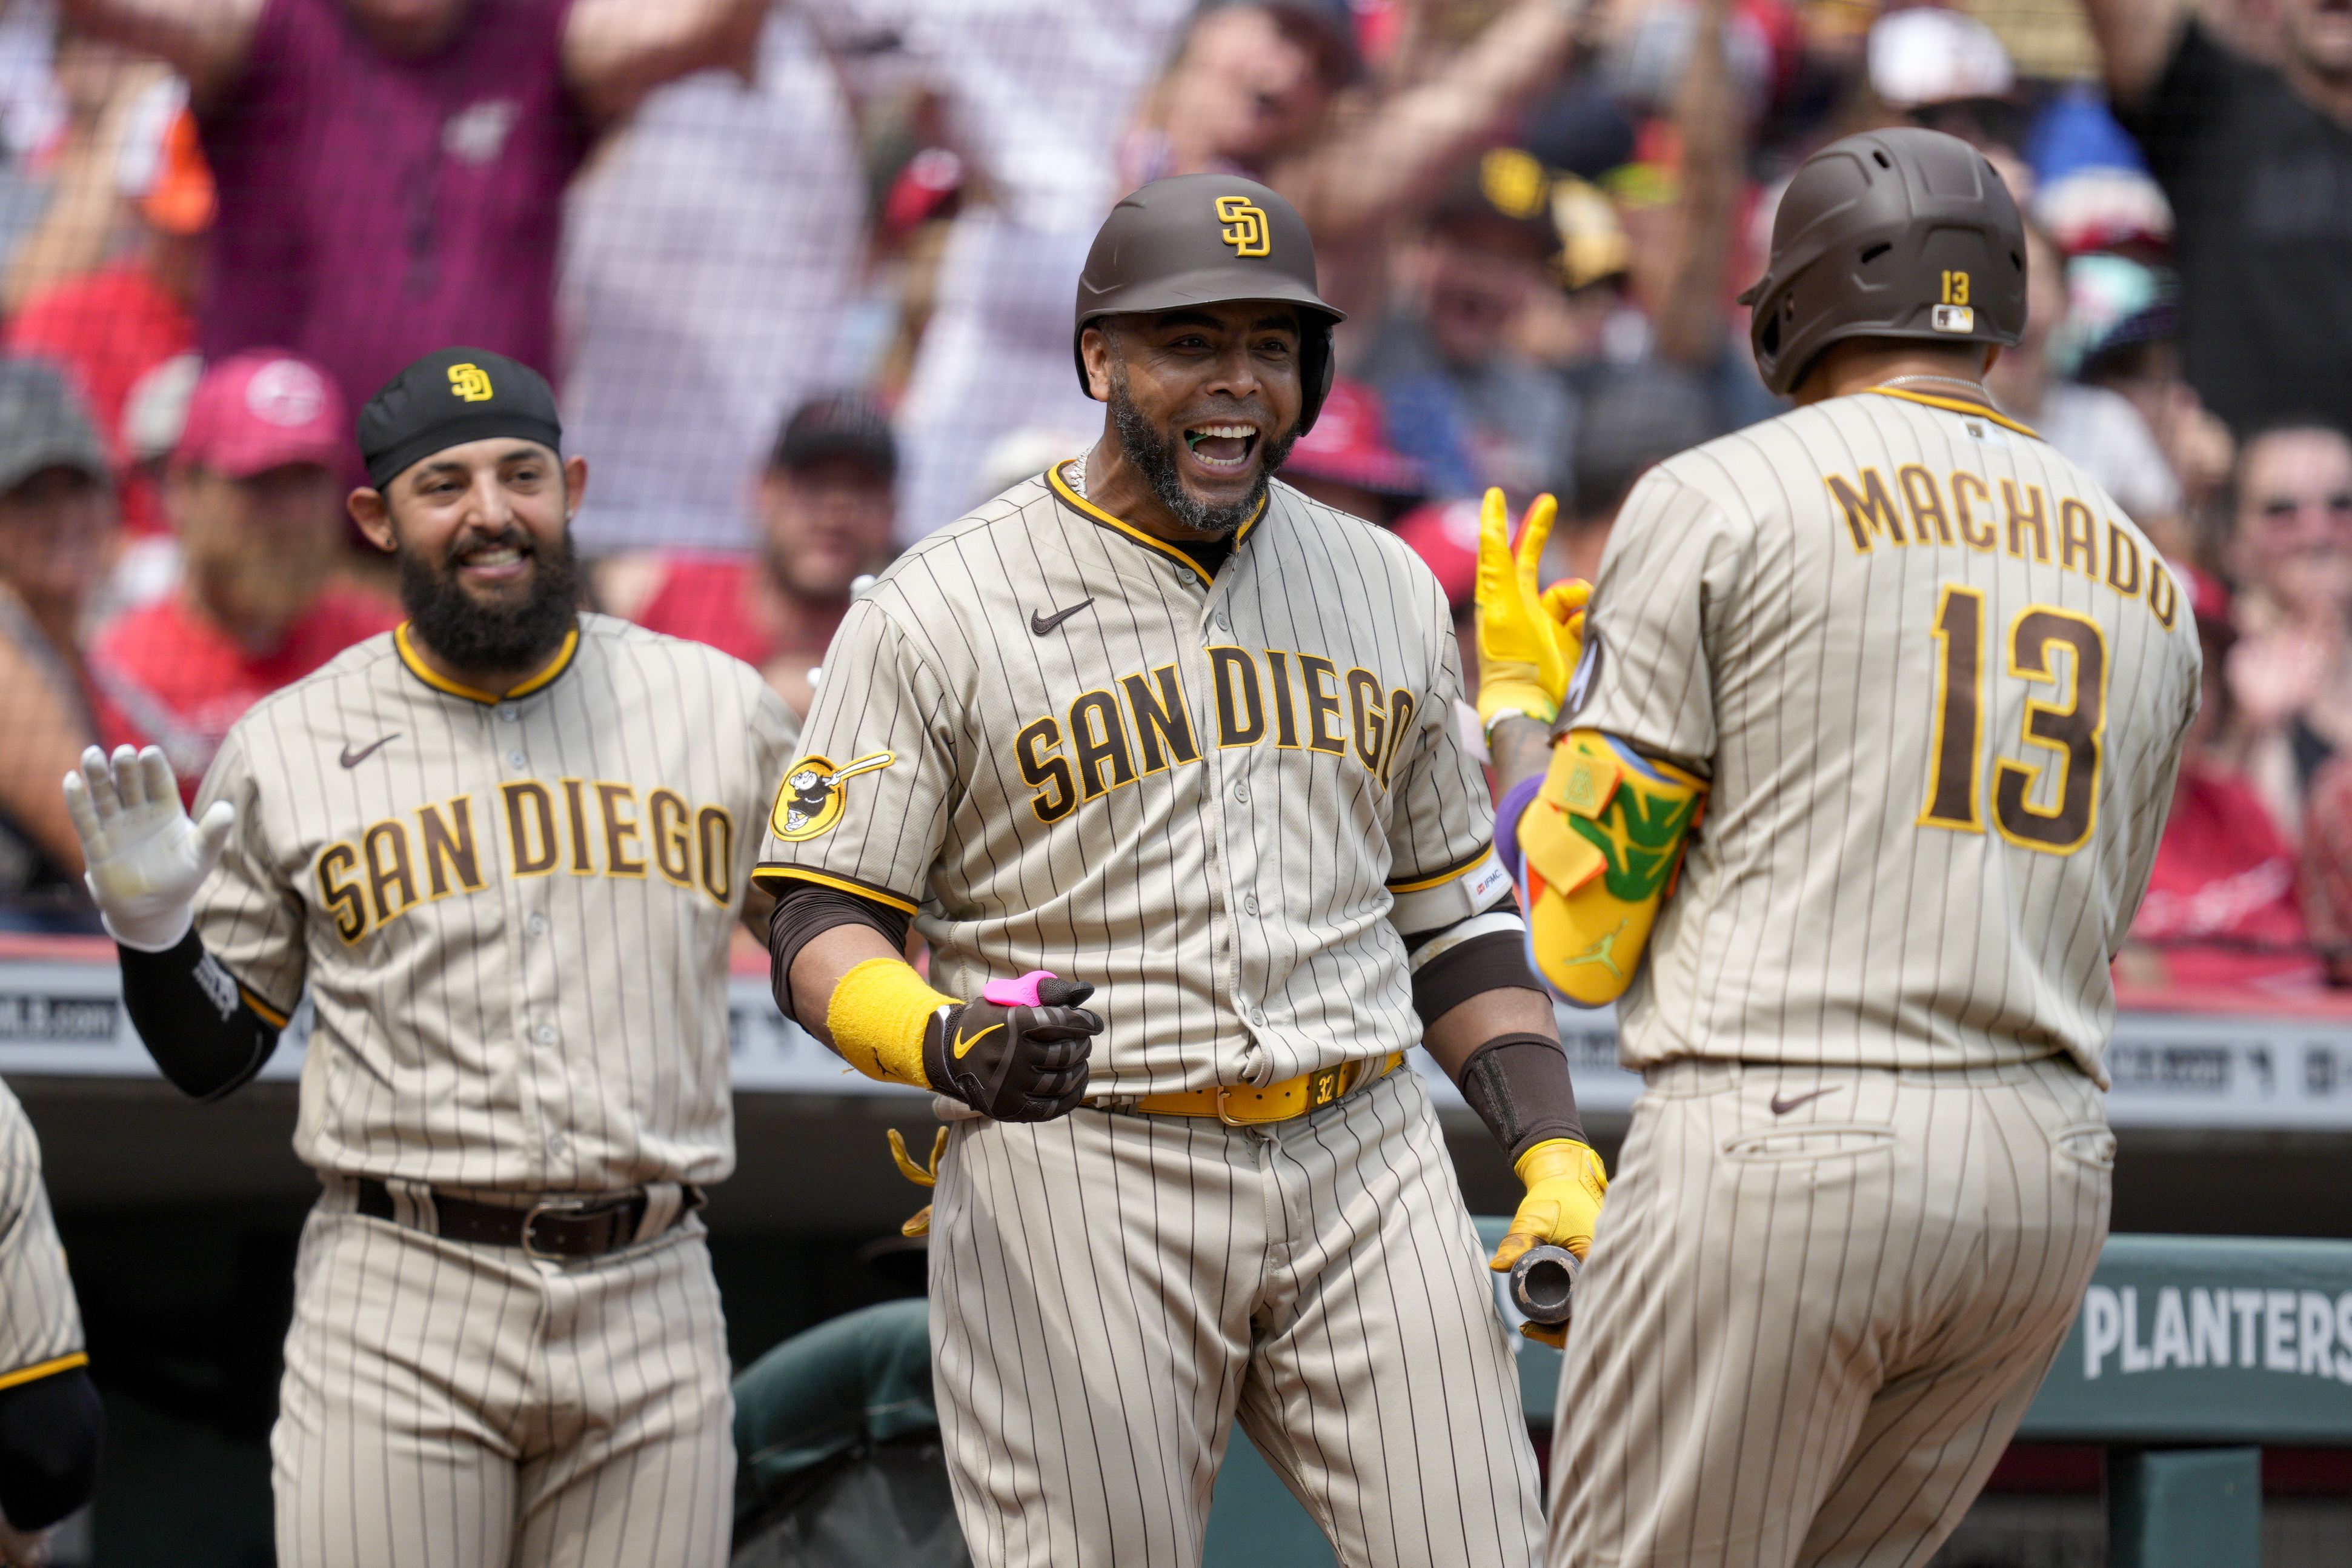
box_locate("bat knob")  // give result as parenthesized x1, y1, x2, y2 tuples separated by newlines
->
(1509, 1244, 1580, 1327)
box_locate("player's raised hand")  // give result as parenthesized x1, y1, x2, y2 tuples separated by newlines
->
(61, 745, 234, 952)
(1489, 1137, 1609, 1346)
(1473, 487, 1589, 731)
(922, 971, 1101, 1121)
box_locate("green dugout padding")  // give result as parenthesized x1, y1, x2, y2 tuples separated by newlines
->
(734, 1232, 2352, 1566)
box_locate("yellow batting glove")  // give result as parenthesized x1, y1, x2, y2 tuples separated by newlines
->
(1475, 488, 1586, 731)
(1543, 576, 1592, 651)
(1488, 1137, 1609, 1346)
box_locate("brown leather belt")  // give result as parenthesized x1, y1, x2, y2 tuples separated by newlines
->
(354, 1179, 699, 1260)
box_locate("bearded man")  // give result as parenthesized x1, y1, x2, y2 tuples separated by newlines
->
(62, 345, 796, 1567)
(753, 175, 1592, 1568)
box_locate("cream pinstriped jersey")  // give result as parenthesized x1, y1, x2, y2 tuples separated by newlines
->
(754, 465, 1506, 1096)
(1570, 388, 2200, 1083)
(193, 615, 797, 1191)
(0, 1080, 82, 1387)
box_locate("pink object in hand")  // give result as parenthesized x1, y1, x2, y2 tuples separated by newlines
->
(982, 971, 1057, 1007)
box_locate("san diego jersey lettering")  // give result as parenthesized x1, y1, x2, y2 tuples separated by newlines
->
(192, 615, 797, 1191)
(754, 465, 1494, 1097)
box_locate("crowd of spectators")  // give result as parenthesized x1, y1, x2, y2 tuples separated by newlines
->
(0, 0, 2342, 1000)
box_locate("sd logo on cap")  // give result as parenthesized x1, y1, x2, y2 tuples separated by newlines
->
(357, 346, 560, 490)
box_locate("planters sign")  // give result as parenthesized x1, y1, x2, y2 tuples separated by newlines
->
(2018, 1234, 2352, 1446)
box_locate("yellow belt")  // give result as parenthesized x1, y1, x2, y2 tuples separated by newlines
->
(1131, 1053, 1407, 1126)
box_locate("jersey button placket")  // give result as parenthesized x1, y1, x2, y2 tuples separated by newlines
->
(1174, 570, 1244, 1040)
(497, 699, 554, 1174)
(1209, 564, 1275, 1074)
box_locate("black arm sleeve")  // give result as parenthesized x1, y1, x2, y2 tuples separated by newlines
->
(0, 1364, 99, 1530)
(117, 929, 281, 1103)
(766, 882, 914, 1026)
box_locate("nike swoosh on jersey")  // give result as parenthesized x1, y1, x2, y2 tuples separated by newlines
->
(954, 1023, 1005, 1058)
(1769, 1088, 1840, 1116)
(1030, 599, 1095, 636)
(339, 734, 401, 768)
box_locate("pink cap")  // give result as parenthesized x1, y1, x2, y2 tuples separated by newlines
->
(173, 351, 347, 479)
(2170, 558, 2237, 647)
(1283, 379, 1424, 496)
(1392, 498, 1482, 610)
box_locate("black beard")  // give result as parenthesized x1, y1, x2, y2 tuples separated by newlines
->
(1109, 366, 1297, 538)
(399, 523, 584, 674)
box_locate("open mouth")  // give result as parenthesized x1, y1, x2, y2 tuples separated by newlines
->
(1183, 422, 1260, 474)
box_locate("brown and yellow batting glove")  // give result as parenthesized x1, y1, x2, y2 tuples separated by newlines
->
(1487, 1137, 1609, 1347)
(829, 960, 1100, 1121)
(1474, 488, 1592, 733)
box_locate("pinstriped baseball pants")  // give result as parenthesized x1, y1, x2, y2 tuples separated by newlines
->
(272, 1185, 734, 1568)
(1546, 1055, 2114, 1568)
(928, 1065, 1546, 1568)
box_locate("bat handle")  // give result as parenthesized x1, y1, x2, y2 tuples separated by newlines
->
(1509, 1243, 1580, 1327)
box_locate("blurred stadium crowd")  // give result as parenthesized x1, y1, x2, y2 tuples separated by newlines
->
(0, 0, 2345, 1001)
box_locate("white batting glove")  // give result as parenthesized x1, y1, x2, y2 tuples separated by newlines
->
(61, 744, 234, 952)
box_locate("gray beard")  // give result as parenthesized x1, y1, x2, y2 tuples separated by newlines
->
(1108, 365, 1295, 537)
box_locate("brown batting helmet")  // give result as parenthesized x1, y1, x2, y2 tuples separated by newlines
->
(1738, 127, 2025, 397)
(1072, 173, 1347, 434)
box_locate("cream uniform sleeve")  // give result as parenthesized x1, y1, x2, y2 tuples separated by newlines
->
(1567, 469, 1750, 774)
(1383, 574, 1504, 914)
(190, 723, 307, 1023)
(752, 594, 957, 915)
(0, 1084, 83, 1383)
(742, 677, 803, 891)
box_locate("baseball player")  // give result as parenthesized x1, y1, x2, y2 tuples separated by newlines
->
(61, 348, 797, 1568)
(757, 174, 1607, 1568)
(0, 1080, 101, 1568)
(1476, 127, 2201, 1567)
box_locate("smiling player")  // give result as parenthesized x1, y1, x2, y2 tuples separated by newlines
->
(62, 347, 796, 1567)
(757, 174, 1601, 1568)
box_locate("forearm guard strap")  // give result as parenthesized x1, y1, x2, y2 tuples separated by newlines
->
(1457, 1031, 1586, 1164)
